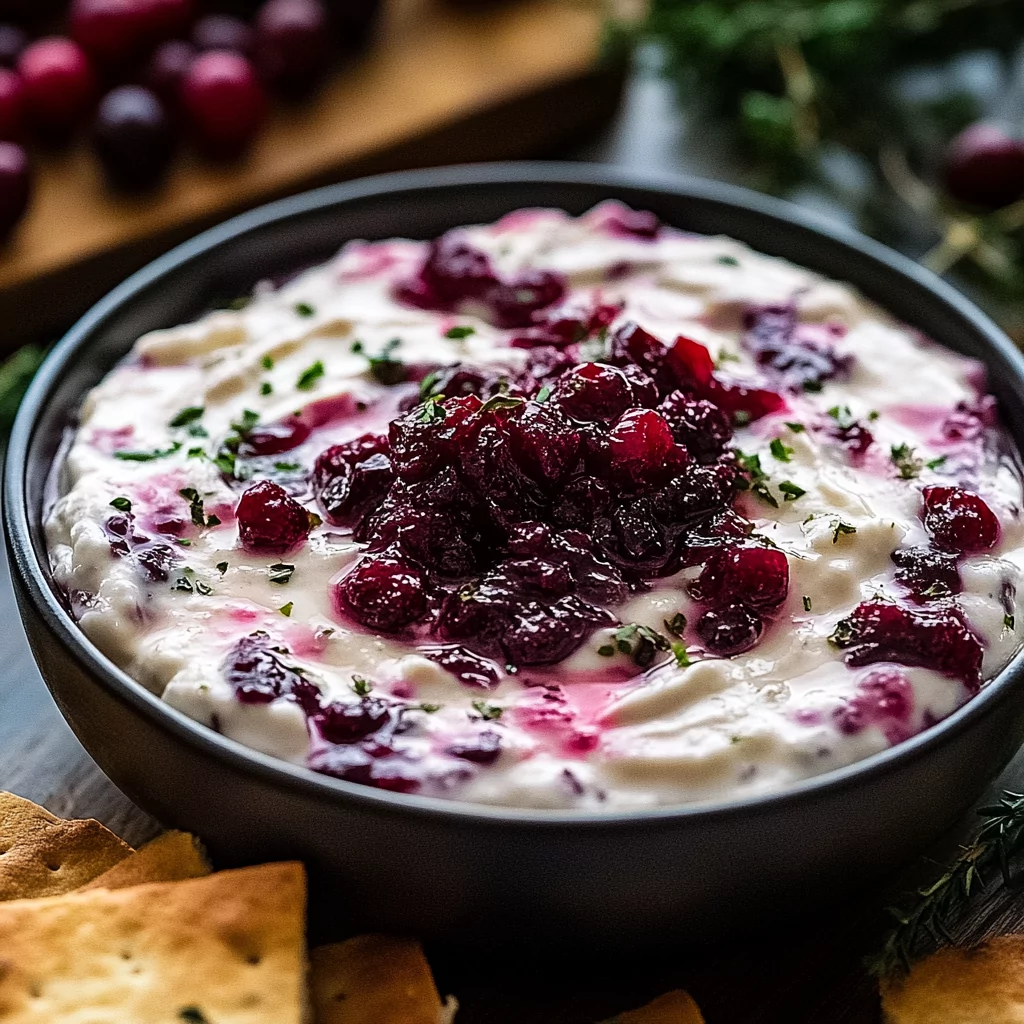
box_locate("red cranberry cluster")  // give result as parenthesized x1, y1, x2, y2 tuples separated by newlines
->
(0, 0, 377, 233)
(835, 485, 1000, 688)
(104, 508, 179, 580)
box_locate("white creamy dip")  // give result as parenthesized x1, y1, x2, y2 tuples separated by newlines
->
(46, 202, 1024, 810)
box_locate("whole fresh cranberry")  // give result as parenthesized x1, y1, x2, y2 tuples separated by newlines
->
(137, 0, 194, 43)
(254, 0, 330, 96)
(921, 486, 999, 554)
(316, 697, 391, 743)
(18, 38, 96, 134)
(92, 85, 174, 190)
(696, 604, 763, 656)
(181, 50, 267, 157)
(235, 478, 313, 553)
(0, 141, 30, 238)
(69, 0, 146, 65)
(0, 26, 27, 69)
(146, 39, 196, 109)
(334, 555, 427, 632)
(945, 123, 1024, 209)
(0, 69, 23, 141)
(693, 544, 789, 610)
(191, 13, 254, 55)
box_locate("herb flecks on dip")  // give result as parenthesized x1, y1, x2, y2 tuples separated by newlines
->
(46, 203, 1024, 810)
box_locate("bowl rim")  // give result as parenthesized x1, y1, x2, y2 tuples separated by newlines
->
(7, 159, 1024, 829)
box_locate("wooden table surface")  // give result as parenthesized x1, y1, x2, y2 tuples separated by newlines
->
(5, 56, 1024, 1024)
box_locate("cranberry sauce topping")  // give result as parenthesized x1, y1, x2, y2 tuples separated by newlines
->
(224, 631, 322, 711)
(830, 599, 983, 689)
(743, 304, 851, 392)
(322, 315, 794, 668)
(833, 667, 914, 743)
(103, 511, 179, 582)
(236, 479, 316, 554)
(922, 485, 1000, 553)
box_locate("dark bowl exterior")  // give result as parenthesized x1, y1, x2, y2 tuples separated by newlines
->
(8, 163, 1024, 955)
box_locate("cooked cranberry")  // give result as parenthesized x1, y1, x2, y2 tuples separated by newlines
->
(316, 697, 391, 743)
(830, 599, 983, 687)
(743, 304, 850, 391)
(696, 604, 763, 656)
(500, 596, 612, 665)
(551, 475, 611, 530)
(238, 417, 311, 457)
(658, 392, 732, 462)
(667, 334, 715, 390)
(367, 503, 478, 577)
(447, 730, 502, 764)
(608, 321, 672, 395)
(707, 379, 786, 423)
(921, 486, 999, 554)
(605, 207, 660, 239)
(236, 479, 313, 554)
(224, 632, 320, 706)
(511, 301, 621, 350)
(485, 268, 566, 329)
(693, 544, 789, 610)
(420, 364, 502, 402)
(418, 234, 497, 306)
(134, 543, 177, 581)
(308, 743, 420, 793)
(551, 362, 635, 423)
(314, 435, 393, 527)
(420, 644, 500, 688)
(335, 555, 427, 632)
(501, 401, 580, 489)
(833, 668, 914, 738)
(608, 409, 686, 488)
(829, 419, 874, 460)
(891, 546, 962, 599)
(389, 394, 481, 483)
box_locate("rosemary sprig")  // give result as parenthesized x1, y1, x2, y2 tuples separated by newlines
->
(869, 790, 1024, 978)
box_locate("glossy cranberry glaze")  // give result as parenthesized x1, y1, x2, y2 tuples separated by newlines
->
(103, 511, 178, 582)
(922, 485, 1000, 554)
(236, 479, 313, 554)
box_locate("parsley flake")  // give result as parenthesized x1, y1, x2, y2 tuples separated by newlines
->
(671, 641, 691, 667)
(273, 460, 301, 472)
(368, 338, 406, 385)
(279, 602, 294, 617)
(260, 381, 273, 396)
(109, 496, 132, 512)
(890, 443, 923, 480)
(535, 384, 552, 404)
(785, 421, 805, 433)
(445, 325, 475, 339)
(926, 456, 947, 471)
(114, 441, 182, 462)
(295, 302, 315, 317)
(1005, 614, 1016, 632)
(664, 612, 687, 638)
(803, 595, 812, 612)
(769, 438, 793, 462)
(296, 360, 325, 391)
(268, 562, 295, 584)
(827, 405, 855, 430)
(216, 561, 228, 574)
(735, 450, 779, 508)
(179, 487, 220, 527)
(261, 355, 274, 370)
(778, 480, 805, 501)
(351, 675, 372, 696)
(832, 519, 858, 543)
(169, 406, 204, 428)
(471, 700, 503, 721)
(717, 254, 740, 266)
(607, 623, 672, 668)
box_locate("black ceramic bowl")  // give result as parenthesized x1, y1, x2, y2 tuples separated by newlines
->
(7, 163, 1024, 956)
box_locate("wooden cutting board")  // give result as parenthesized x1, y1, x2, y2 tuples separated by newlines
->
(0, 0, 624, 349)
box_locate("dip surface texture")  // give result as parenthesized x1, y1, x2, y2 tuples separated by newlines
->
(46, 203, 1024, 810)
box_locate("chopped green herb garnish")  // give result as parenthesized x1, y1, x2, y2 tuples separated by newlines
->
(785, 421, 805, 433)
(769, 438, 793, 462)
(296, 360, 325, 391)
(921, 582, 951, 599)
(671, 641, 691, 667)
(194, 580, 213, 596)
(114, 441, 182, 462)
(664, 612, 687, 638)
(109, 496, 132, 512)
(445, 325, 475, 339)
(926, 456, 947, 471)
(216, 561, 228, 574)
(260, 381, 273, 396)
(735, 450, 779, 508)
(350, 340, 364, 354)
(832, 519, 858, 543)
(177, 538, 192, 547)
(169, 406, 204, 428)
(419, 370, 442, 401)
(891, 442, 924, 480)
(295, 302, 316, 318)
(733, 409, 752, 427)
(268, 562, 295, 585)
(417, 395, 446, 424)
(261, 354, 274, 371)
(803, 380, 823, 393)
(716, 348, 739, 367)
(368, 338, 406, 385)
(471, 700, 503, 721)
(778, 480, 805, 501)
(273, 461, 301, 472)
(279, 602, 294, 617)
(802, 595, 812, 612)
(172, 576, 194, 593)
(179, 487, 219, 528)
(479, 394, 525, 415)
(178, 1009, 209, 1024)
(717, 254, 740, 267)
(867, 410, 880, 421)
(827, 405, 855, 430)
(351, 675, 372, 696)
(534, 384, 552, 404)
(414, 702, 442, 714)
(188, 446, 205, 459)
(607, 623, 673, 668)
(597, 643, 615, 657)
(1005, 614, 1016, 632)
(233, 409, 260, 434)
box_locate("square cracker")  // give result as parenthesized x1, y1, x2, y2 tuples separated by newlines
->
(0, 861, 308, 1023)
(78, 830, 211, 891)
(310, 934, 453, 1024)
(881, 934, 1024, 1023)
(604, 991, 705, 1023)
(0, 792, 132, 900)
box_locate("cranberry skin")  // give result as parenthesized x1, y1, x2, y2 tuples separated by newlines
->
(146, 39, 196, 108)
(608, 409, 685, 488)
(658, 392, 732, 463)
(419, 644, 499, 689)
(0, 26, 28, 69)
(191, 14, 254, 56)
(182, 51, 267, 158)
(69, 0, 146, 65)
(696, 604, 763, 656)
(93, 85, 174, 190)
(224, 632, 320, 709)
(945, 123, 1024, 209)
(694, 545, 789, 611)
(891, 546, 962, 599)
(831, 599, 983, 687)
(237, 417, 311, 457)
(235, 479, 312, 554)
(551, 362, 635, 423)
(833, 668, 913, 738)
(314, 437, 393, 527)
(485, 268, 566, 329)
(447, 730, 502, 764)
(335, 555, 427, 632)
(0, 69, 23, 141)
(417, 235, 497, 306)
(921, 486, 999, 554)
(18, 38, 96, 133)
(316, 697, 391, 743)
(0, 141, 30, 238)
(254, 0, 331, 96)
(137, 0, 194, 43)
